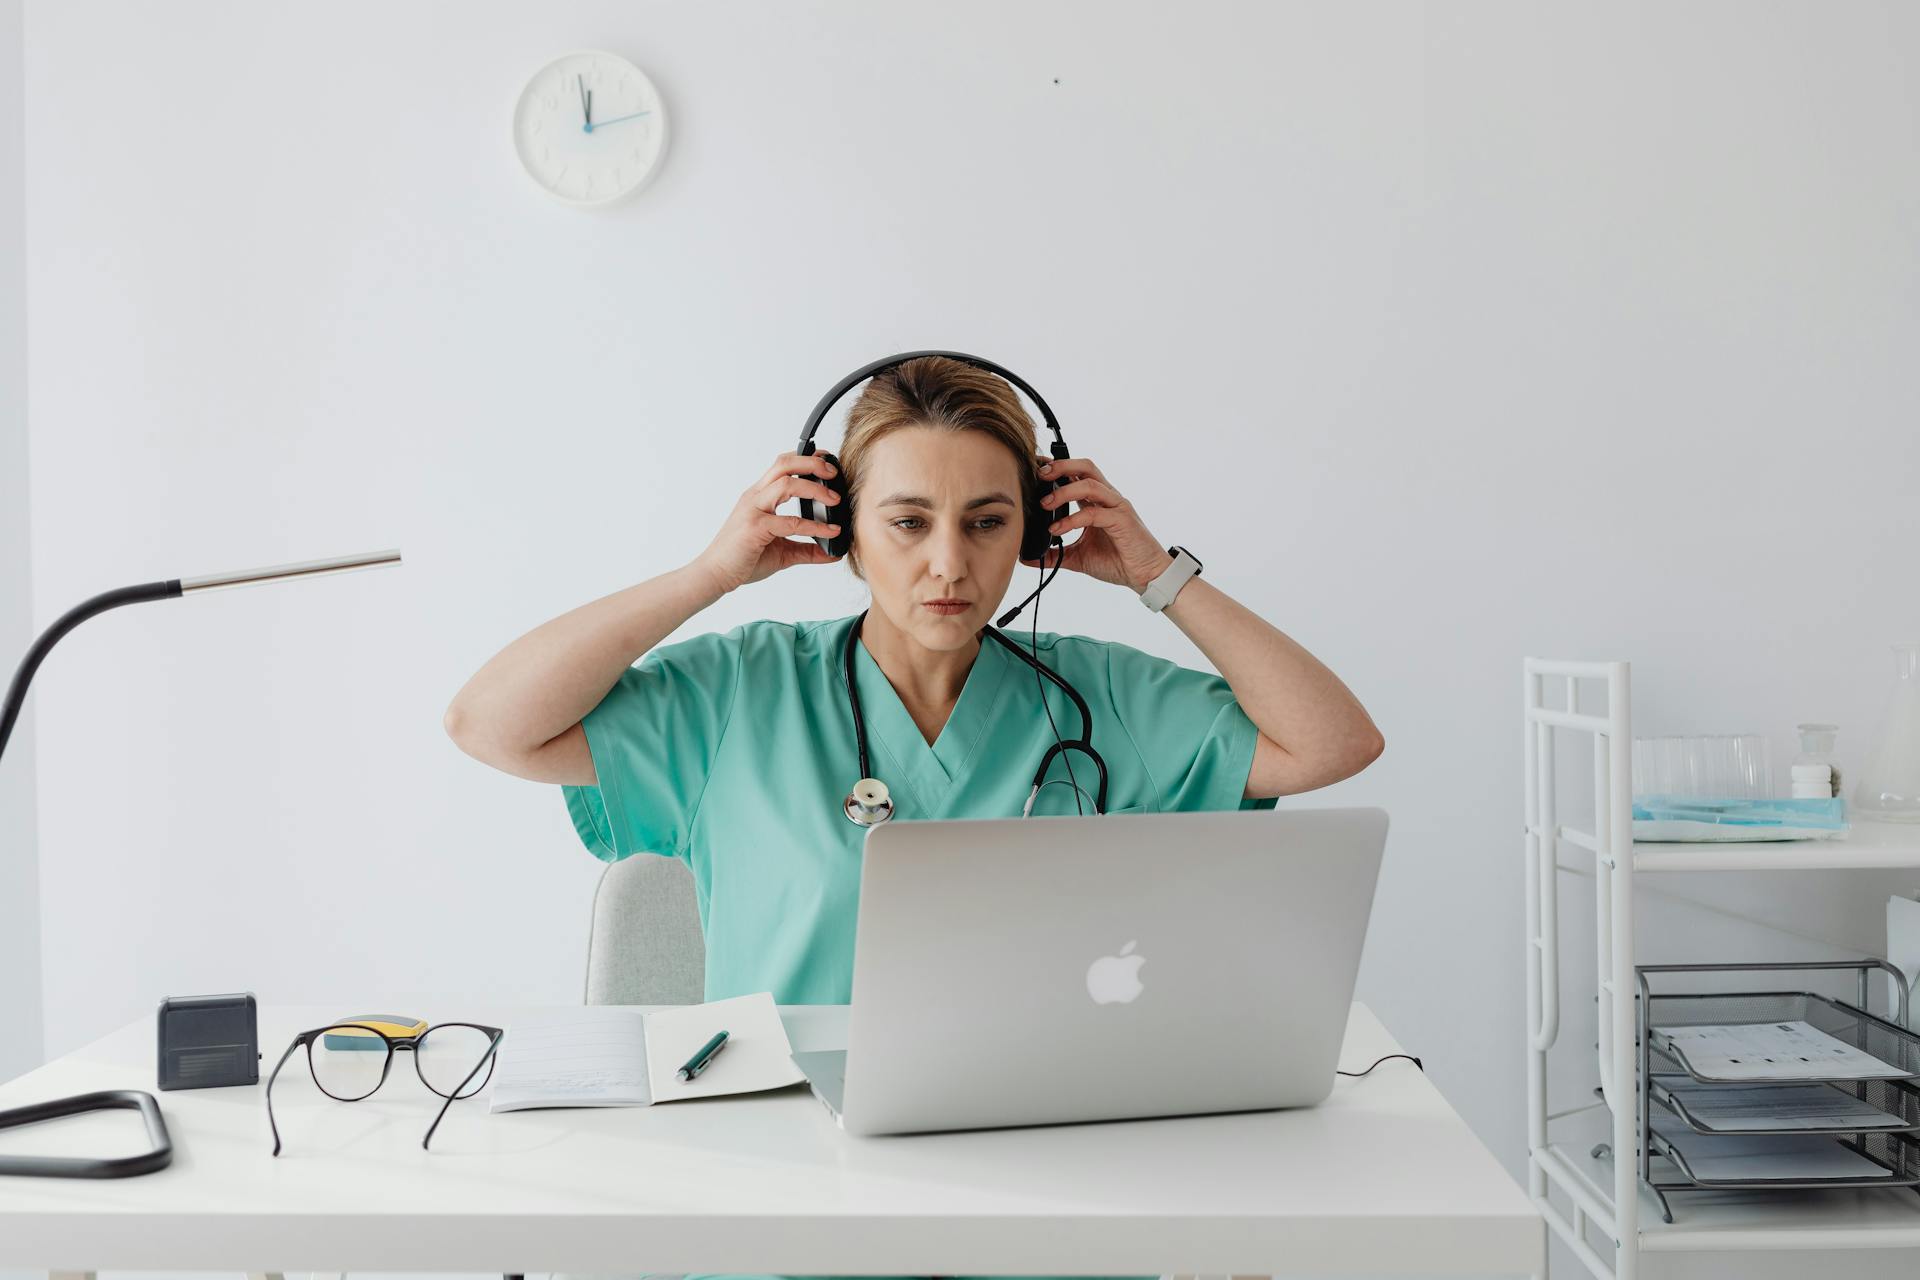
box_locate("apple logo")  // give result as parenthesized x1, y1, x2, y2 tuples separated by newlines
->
(1086, 940, 1146, 1004)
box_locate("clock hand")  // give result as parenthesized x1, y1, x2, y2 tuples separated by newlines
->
(584, 109, 651, 133)
(576, 74, 592, 131)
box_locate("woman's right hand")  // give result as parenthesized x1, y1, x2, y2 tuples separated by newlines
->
(689, 450, 845, 595)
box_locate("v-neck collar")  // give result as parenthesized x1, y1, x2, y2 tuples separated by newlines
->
(845, 612, 1012, 815)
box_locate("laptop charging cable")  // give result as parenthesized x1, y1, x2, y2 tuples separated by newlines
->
(1337, 1053, 1424, 1078)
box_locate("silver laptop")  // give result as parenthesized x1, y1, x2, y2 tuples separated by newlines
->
(792, 805, 1388, 1136)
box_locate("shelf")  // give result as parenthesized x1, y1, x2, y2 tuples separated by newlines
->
(1528, 659, 1920, 1276)
(1634, 819, 1920, 872)
(1543, 1106, 1920, 1251)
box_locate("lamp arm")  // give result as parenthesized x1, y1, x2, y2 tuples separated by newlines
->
(0, 579, 181, 762)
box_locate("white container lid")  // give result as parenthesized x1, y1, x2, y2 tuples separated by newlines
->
(1791, 763, 1833, 780)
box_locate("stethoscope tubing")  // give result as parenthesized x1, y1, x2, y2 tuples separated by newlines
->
(841, 610, 1107, 822)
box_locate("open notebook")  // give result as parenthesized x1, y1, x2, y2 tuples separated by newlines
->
(487, 991, 806, 1112)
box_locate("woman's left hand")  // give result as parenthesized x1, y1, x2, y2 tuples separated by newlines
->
(1021, 456, 1175, 592)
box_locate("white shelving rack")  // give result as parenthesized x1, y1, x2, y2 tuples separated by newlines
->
(1524, 657, 1920, 1279)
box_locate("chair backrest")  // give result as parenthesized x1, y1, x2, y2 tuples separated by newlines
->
(583, 853, 706, 1005)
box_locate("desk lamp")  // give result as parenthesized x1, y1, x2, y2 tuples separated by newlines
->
(0, 548, 401, 1176)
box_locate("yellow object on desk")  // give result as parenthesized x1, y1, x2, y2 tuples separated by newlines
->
(321, 1015, 428, 1050)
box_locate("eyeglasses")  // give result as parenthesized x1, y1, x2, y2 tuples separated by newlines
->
(265, 1020, 503, 1155)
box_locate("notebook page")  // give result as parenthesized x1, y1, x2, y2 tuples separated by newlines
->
(642, 991, 806, 1103)
(488, 1006, 652, 1113)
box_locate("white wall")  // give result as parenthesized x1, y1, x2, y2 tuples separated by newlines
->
(18, 0, 1920, 1244)
(0, 0, 41, 1087)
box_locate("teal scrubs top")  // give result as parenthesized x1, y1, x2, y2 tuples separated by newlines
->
(561, 612, 1276, 1280)
(563, 611, 1278, 1006)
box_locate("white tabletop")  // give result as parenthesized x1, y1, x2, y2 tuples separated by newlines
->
(0, 1003, 1540, 1276)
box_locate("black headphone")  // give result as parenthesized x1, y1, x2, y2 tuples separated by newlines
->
(793, 349, 1073, 565)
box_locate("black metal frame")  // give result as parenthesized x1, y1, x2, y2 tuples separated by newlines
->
(0, 1089, 173, 1178)
(265, 1020, 503, 1155)
(1619, 960, 1920, 1224)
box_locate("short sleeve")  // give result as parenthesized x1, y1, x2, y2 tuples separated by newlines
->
(560, 626, 744, 862)
(1102, 641, 1278, 814)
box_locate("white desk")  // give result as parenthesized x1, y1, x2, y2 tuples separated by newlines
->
(0, 1003, 1540, 1276)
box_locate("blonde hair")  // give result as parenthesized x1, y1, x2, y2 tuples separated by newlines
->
(836, 355, 1042, 581)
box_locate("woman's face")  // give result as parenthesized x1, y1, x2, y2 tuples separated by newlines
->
(854, 426, 1028, 652)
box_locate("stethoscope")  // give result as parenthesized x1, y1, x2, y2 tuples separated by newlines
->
(841, 609, 1109, 825)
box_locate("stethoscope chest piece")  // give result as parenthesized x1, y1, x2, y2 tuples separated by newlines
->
(845, 776, 895, 827)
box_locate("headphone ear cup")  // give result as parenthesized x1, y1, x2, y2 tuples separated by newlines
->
(803, 450, 854, 558)
(1022, 478, 1061, 564)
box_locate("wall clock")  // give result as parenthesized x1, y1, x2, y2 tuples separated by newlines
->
(513, 50, 670, 206)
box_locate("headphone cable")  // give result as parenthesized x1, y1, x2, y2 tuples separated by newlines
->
(1026, 544, 1083, 814)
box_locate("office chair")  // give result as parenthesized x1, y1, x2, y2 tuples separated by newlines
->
(583, 852, 706, 1007)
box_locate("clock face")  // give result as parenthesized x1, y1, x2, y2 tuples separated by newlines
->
(513, 51, 669, 206)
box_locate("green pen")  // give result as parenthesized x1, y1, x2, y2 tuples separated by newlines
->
(677, 1029, 730, 1081)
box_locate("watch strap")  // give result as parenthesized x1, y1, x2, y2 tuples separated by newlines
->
(1139, 545, 1202, 612)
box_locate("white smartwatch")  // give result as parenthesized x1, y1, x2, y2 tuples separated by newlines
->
(1138, 545, 1202, 612)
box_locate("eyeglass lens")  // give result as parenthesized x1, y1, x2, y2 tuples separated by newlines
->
(307, 1024, 393, 1100)
(414, 1023, 499, 1098)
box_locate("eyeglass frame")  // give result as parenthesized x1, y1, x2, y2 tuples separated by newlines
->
(264, 1019, 504, 1155)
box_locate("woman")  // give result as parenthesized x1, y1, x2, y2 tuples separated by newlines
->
(443, 355, 1384, 1280)
(447, 351, 1384, 989)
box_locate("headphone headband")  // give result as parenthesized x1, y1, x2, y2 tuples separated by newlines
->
(795, 349, 1066, 454)
(794, 348, 1071, 567)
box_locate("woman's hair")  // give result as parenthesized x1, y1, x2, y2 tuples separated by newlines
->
(837, 355, 1041, 581)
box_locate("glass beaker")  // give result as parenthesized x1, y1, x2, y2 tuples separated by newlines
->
(1855, 642, 1920, 822)
(1631, 734, 1773, 800)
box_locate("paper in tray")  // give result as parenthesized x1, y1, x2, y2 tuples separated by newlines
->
(1651, 1020, 1911, 1083)
(1650, 1114, 1900, 1182)
(1657, 1079, 1910, 1132)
